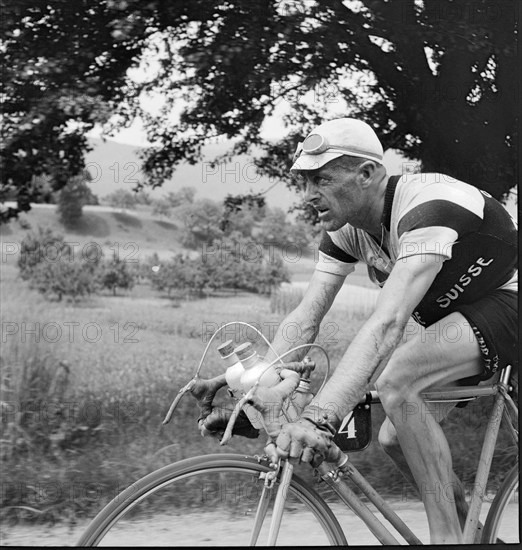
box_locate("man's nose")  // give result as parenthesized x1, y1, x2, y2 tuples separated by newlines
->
(303, 179, 319, 203)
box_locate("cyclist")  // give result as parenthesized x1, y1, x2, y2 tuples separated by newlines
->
(257, 118, 518, 544)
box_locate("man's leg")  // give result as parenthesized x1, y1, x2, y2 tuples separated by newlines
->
(378, 416, 476, 534)
(374, 312, 483, 544)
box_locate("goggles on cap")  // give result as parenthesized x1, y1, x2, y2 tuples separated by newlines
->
(293, 133, 381, 163)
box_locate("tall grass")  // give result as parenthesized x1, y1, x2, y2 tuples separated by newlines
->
(270, 285, 304, 315)
(0, 262, 517, 524)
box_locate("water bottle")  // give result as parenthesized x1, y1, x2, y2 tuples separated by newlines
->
(217, 340, 263, 429)
(236, 342, 280, 391)
(217, 340, 244, 399)
(237, 342, 299, 424)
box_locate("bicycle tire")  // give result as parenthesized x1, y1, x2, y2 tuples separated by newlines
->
(75, 453, 348, 546)
(481, 463, 519, 544)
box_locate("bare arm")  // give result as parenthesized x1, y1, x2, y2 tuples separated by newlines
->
(313, 254, 445, 422)
(265, 269, 346, 363)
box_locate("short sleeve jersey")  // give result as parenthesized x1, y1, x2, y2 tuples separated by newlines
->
(316, 173, 518, 327)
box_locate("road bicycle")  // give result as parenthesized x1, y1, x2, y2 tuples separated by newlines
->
(76, 323, 518, 546)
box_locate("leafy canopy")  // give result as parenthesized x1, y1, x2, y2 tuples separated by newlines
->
(1, 0, 518, 223)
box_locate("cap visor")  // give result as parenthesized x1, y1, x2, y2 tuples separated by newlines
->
(290, 151, 344, 171)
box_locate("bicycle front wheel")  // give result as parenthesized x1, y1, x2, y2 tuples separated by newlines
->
(76, 453, 347, 546)
(482, 464, 519, 544)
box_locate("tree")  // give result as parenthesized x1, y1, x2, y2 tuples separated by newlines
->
(165, 187, 197, 208)
(98, 255, 135, 295)
(257, 207, 313, 251)
(151, 199, 172, 218)
(103, 189, 138, 210)
(30, 258, 100, 302)
(18, 226, 101, 301)
(2, 1, 517, 224)
(18, 227, 70, 280)
(178, 199, 224, 249)
(56, 175, 93, 227)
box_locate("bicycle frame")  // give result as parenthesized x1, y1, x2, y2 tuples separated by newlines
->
(260, 365, 517, 545)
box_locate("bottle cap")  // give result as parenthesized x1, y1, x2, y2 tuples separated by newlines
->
(235, 342, 256, 362)
(217, 340, 235, 358)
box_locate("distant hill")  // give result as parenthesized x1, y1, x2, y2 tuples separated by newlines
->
(84, 137, 298, 209)
(84, 137, 412, 211)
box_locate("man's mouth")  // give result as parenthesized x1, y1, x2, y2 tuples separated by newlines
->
(315, 207, 329, 219)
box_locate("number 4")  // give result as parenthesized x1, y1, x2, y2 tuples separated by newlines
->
(338, 412, 357, 439)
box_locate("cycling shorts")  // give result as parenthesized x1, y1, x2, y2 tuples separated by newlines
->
(456, 289, 518, 381)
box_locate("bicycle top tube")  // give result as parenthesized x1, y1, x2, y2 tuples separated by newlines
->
(364, 384, 499, 406)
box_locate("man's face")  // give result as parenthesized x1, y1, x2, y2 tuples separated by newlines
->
(297, 161, 366, 231)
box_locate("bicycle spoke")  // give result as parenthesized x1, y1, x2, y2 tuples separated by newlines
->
(76, 455, 347, 547)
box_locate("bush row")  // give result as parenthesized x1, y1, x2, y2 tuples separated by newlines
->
(17, 228, 291, 301)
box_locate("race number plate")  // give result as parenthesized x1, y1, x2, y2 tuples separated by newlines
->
(333, 403, 372, 452)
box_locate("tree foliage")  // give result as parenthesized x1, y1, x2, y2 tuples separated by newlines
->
(178, 198, 224, 249)
(257, 206, 314, 250)
(150, 234, 290, 297)
(56, 175, 94, 227)
(2, 0, 518, 223)
(18, 228, 101, 301)
(98, 254, 136, 295)
(103, 188, 138, 210)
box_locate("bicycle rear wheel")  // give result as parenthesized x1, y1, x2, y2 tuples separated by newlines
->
(482, 464, 519, 544)
(76, 453, 347, 546)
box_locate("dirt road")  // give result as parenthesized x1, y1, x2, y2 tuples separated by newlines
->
(1, 500, 518, 546)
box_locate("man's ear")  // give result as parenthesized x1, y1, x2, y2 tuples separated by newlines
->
(357, 161, 378, 186)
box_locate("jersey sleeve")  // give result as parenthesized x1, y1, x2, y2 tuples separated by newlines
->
(316, 231, 358, 276)
(396, 183, 485, 261)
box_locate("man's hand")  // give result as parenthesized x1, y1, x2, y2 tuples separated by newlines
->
(198, 407, 259, 440)
(272, 414, 336, 466)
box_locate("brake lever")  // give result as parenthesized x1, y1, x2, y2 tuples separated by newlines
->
(163, 373, 228, 425)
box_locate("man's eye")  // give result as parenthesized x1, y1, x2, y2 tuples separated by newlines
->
(315, 176, 329, 185)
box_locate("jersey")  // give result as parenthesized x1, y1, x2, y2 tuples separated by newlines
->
(316, 173, 518, 327)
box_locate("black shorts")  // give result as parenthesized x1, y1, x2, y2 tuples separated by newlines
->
(457, 289, 518, 381)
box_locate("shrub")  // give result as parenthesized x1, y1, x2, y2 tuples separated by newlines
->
(18, 227, 101, 301)
(149, 253, 191, 297)
(29, 257, 100, 302)
(98, 255, 136, 296)
(18, 227, 70, 281)
(149, 235, 290, 298)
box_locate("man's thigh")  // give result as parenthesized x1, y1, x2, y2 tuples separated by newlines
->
(376, 311, 484, 393)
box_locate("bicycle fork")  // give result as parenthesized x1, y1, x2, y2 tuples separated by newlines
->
(248, 459, 293, 546)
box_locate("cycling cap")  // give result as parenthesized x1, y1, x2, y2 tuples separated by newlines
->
(291, 118, 384, 171)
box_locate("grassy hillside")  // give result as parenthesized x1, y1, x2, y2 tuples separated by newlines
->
(0, 203, 375, 286)
(0, 204, 184, 261)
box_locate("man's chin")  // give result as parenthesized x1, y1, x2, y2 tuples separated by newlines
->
(320, 219, 343, 232)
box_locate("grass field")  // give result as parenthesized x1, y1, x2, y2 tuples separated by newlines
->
(0, 206, 516, 525)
